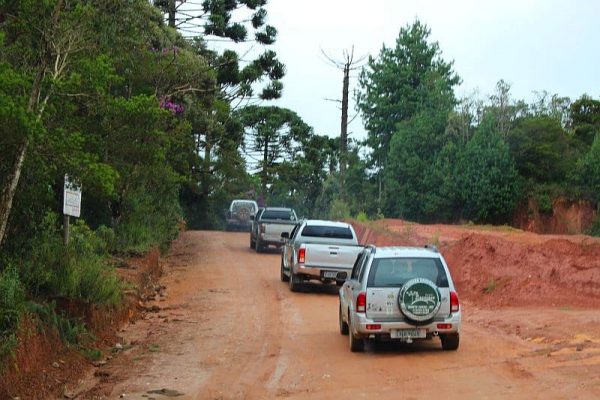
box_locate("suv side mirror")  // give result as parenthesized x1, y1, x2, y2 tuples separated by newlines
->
(335, 271, 348, 286)
(281, 232, 289, 239)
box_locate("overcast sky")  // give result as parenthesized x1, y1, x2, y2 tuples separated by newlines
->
(259, 0, 600, 141)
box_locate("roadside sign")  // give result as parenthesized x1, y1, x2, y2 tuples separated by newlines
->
(63, 175, 82, 218)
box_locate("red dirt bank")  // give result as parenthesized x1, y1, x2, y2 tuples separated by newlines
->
(353, 219, 600, 309)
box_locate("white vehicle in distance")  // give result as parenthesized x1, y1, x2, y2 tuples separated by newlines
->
(338, 245, 461, 352)
(225, 199, 258, 231)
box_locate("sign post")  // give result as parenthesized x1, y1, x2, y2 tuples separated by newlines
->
(63, 175, 82, 245)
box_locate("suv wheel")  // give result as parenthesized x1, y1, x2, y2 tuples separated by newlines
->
(339, 304, 348, 335)
(348, 315, 364, 352)
(280, 259, 289, 282)
(440, 333, 460, 351)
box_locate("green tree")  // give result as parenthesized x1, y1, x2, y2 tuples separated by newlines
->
(237, 106, 311, 191)
(576, 134, 600, 205)
(269, 134, 336, 217)
(456, 118, 521, 223)
(507, 116, 576, 185)
(383, 110, 457, 221)
(356, 20, 460, 167)
(0, 0, 97, 246)
(571, 95, 600, 147)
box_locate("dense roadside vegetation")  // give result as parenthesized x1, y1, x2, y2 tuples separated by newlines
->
(0, 1, 599, 366)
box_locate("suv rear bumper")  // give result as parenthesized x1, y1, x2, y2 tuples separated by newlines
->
(351, 311, 461, 338)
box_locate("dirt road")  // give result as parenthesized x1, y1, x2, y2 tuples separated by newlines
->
(77, 230, 600, 399)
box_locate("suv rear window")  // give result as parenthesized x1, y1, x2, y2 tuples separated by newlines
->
(232, 201, 256, 211)
(301, 225, 354, 239)
(261, 210, 296, 220)
(367, 257, 449, 288)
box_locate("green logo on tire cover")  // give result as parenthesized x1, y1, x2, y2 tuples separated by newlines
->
(399, 278, 441, 322)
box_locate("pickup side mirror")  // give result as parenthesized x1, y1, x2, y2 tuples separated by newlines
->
(335, 271, 348, 286)
(281, 232, 289, 239)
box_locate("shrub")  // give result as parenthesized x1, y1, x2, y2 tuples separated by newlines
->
(20, 213, 123, 307)
(329, 199, 350, 221)
(355, 211, 369, 223)
(0, 265, 26, 360)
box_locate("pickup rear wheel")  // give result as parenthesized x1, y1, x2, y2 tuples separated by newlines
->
(288, 270, 301, 292)
(339, 304, 348, 335)
(256, 238, 263, 253)
(348, 315, 364, 352)
(280, 258, 289, 282)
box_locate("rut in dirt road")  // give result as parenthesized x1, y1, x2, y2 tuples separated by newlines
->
(76, 230, 600, 400)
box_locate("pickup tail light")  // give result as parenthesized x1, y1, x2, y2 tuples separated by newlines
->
(298, 248, 305, 264)
(356, 291, 366, 313)
(450, 291, 460, 313)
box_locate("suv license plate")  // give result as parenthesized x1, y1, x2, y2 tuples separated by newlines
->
(391, 329, 426, 339)
(322, 271, 337, 279)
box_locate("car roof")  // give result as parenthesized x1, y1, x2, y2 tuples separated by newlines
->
(371, 246, 441, 259)
(263, 207, 294, 211)
(303, 219, 352, 228)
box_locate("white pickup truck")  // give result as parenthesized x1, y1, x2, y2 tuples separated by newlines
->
(280, 219, 363, 292)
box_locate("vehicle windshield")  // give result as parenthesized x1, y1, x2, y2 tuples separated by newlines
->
(261, 210, 296, 220)
(367, 257, 448, 288)
(301, 225, 353, 239)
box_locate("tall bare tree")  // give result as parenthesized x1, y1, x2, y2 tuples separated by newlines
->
(322, 46, 365, 198)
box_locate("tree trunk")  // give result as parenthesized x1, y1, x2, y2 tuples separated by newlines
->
(262, 136, 269, 191)
(0, 141, 28, 246)
(168, 0, 176, 27)
(202, 142, 211, 197)
(339, 61, 350, 198)
(0, 58, 48, 247)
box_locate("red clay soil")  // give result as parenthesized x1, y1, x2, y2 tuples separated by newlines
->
(352, 219, 600, 309)
(513, 197, 597, 234)
(0, 248, 163, 400)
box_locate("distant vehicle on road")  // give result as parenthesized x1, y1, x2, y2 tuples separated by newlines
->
(251, 207, 298, 252)
(338, 245, 461, 352)
(280, 219, 363, 292)
(225, 199, 258, 231)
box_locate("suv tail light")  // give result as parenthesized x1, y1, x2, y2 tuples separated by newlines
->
(450, 291, 460, 313)
(298, 248, 305, 264)
(356, 291, 366, 313)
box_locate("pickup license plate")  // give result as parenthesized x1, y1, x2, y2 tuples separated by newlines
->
(391, 329, 426, 339)
(322, 271, 337, 279)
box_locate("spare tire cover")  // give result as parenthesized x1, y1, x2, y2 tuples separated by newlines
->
(237, 207, 250, 221)
(398, 278, 441, 322)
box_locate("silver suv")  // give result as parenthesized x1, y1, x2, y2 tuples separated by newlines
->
(338, 245, 461, 352)
(225, 199, 258, 231)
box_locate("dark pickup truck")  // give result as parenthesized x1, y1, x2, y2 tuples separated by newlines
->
(250, 207, 298, 252)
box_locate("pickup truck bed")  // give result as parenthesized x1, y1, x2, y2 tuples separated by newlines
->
(281, 220, 363, 291)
